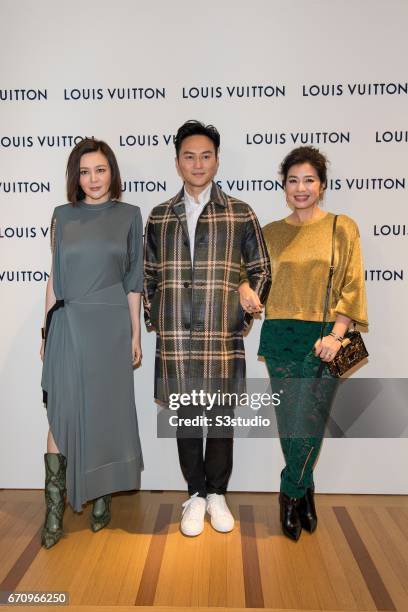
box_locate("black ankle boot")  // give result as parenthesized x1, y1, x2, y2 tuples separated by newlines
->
(41, 453, 67, 549)
(90, 494, 112, 532)
(279, 493, 302, 541)
(298, 486, 317, 533)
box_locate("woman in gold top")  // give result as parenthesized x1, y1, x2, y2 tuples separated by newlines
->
(240, 146, 368, 541)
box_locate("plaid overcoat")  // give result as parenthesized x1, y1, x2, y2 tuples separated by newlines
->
(143, 182, 271, 403)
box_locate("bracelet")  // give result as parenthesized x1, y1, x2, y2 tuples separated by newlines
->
(329, 331, 343, 342)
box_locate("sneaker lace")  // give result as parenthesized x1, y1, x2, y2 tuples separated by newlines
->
(207, 494, 228, 515)
(182, 493, 204, 518)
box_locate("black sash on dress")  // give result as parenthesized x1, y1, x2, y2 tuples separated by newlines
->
(42, 299, 65, 405)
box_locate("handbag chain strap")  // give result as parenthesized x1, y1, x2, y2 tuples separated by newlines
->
(320, 215, 338, 340)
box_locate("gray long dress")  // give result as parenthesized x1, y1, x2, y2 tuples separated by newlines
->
(41, 200, 144, 512)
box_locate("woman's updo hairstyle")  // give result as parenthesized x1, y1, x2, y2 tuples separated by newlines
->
(280, 146, 328, 190)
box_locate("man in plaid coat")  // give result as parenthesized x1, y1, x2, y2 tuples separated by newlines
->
(144, 121, 271, 536)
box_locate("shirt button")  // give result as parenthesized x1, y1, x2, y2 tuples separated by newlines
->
(183, 282, 190, 288)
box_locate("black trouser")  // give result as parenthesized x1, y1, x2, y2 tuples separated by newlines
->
(176, 404, 233, 498)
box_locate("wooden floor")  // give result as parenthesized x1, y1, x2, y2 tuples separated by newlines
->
(0, 490, 407, 611)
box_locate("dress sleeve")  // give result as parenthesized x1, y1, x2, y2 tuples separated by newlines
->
(49, 207, 62, 298)
(50, 215, 57, 253)
(334, 223, 368, 326)
(123, 206, 144, 294)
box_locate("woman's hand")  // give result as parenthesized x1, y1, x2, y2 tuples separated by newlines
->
(132, 335, 142, 367)
(314, 335, 342, 362)
(238, 281, 263, 314)
(40, 340, 45, 362)
(127, 292, 142, 367)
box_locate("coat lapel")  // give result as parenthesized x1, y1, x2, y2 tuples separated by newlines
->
(170, 187, 189, 245)
(170, 182, 227, 244)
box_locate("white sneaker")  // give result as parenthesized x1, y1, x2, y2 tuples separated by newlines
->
(206, 493, 235, 533)
(180, 493, 206, 536)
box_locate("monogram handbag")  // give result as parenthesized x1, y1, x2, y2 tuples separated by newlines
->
(320, 215, 369, 377)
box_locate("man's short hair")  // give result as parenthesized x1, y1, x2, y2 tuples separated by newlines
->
(174, 120, 220, 158)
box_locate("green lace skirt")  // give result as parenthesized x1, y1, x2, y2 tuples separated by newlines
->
(259, 319, 337, 496)
(259, 318, 336, 375)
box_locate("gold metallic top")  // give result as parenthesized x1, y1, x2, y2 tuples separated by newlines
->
(262, 212, 368, 326)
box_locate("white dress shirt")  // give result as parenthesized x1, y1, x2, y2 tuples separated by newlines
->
(184, 183, 212, 261)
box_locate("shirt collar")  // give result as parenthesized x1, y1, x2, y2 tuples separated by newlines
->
(184, 183, 212, 209)
(171, 181, 227, 209)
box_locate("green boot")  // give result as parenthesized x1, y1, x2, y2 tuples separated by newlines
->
(90, 494, 112, 532)
(41, 453, 67, 549)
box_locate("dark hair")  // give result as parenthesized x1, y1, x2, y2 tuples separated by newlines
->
(174, 120, 220, 158)
(66, 138, 122, 204)
(280, 146, 328, 188)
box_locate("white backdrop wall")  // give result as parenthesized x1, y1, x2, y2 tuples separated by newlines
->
(0, 0, 407, 493)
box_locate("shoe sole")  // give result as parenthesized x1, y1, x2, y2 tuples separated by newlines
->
(90, 518, 111, 532)
(209, 520, 234, 533)
(180, 527, 204, 537)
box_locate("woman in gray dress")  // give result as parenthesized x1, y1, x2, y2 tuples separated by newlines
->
(40, 138, 144, 548)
